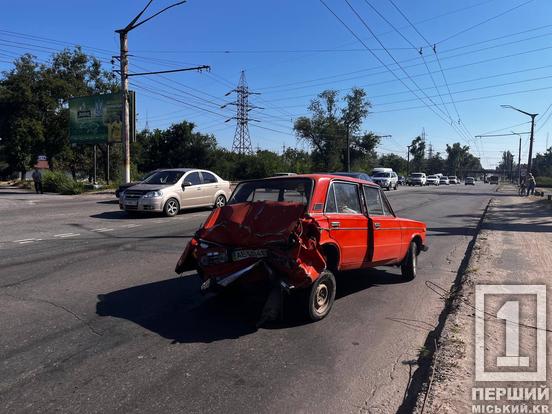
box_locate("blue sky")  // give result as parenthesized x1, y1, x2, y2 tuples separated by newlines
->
(2, 0, 552, 168)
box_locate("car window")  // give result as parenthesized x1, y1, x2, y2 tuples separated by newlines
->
(363, 186, 384, 216)
(325, 184, 337, 213)
(230, 178, 312, 205)
(185, 171, 202, 186)
(201, 171, 218, 184)
(143, 170, 184, 185)
(381, 192, 394, 216)
(333, 182, 361, 214)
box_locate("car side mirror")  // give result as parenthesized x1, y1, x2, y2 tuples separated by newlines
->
(182, 181, 192, 188)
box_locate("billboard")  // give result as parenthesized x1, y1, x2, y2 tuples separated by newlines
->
(69, 92, 135, 144)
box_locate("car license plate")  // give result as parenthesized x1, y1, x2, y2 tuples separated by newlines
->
(232, 249, 268, 261)
(125, 200, 138, 206)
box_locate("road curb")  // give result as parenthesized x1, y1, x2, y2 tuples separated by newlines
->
(396, 197, 493, 414)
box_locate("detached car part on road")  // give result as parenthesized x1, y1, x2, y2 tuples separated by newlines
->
(120, 168, 231, 216)
(175, 175, 428, 321)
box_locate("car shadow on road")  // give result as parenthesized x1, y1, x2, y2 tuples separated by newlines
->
(90, 207, 210, 220)
(96, 268, 409, 342)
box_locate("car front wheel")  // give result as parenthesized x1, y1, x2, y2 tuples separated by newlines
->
(307, 270, 336, 321)
(163, 198, 180, 217)
(401, 241, 417, 280)
(214, 194, 226, 208)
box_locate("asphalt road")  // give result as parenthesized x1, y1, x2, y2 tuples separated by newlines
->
(0, 183, 496, 413)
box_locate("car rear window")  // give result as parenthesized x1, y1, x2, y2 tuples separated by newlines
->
(229, 178, 312, 205)
(411, 173, 423, 177)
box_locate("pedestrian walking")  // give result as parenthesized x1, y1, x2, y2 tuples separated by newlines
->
(527, 173, 536, 196)
(32, 167, 43, 194)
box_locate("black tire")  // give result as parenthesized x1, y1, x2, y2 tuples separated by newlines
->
(307, 270, 336, 321)
(394, 183, 398, 190)
(401, 241, 417, 280)
(163, 198, 180, 217)
(214, 194, 226, 208)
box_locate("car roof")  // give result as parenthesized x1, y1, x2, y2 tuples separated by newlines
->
(238, 173, 379, 187)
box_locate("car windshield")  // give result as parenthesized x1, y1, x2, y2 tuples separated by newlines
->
(374, 172, 391, 177)
(428, 175, 436, 179)
(143, 170, 185, 185)
(448, 176, 456, 179)
(411, 173, 423, 177)
(229, 178, 313, 205)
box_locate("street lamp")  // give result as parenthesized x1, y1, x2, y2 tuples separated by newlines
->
(500, 105, 538, 175)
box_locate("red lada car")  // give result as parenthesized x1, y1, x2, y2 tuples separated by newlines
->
(176, 174, 428, 321)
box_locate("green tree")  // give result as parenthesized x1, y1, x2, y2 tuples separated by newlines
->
(293, 88, 375, 171)
(0, 48, 117, 179)
(409, 136, 426, 172)
(377, 153, 408, 175)
(426, 153, 445, 175)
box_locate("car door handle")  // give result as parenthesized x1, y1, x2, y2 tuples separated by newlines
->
(331, 221, 340, 228)
(374, 222, 381, 229)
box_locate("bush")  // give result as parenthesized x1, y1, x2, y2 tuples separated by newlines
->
(42, 171, 84, 194)
(536, 176, 552, 188)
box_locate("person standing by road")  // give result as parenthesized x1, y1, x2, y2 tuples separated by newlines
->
(527, 173, 536, 196)
(32, 167, 43, 194)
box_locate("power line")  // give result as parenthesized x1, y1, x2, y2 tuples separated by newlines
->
(437, 0, 536, 44)
(257, 28, 552, 93)
(334, 0, 474, 145)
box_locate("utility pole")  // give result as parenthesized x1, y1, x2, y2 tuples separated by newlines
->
(115, 0, 202, 183)
(406, 144, 413, 176)
(222, 71, 262, 155)
(501, 105, 538, 175)
(512, 131, 522, 185)
(346, 123, 350, 172)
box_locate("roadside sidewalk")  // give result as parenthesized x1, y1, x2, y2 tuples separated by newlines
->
(415, 185, 552, 413)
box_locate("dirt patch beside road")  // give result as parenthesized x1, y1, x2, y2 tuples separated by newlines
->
(414, 187, 552, 413)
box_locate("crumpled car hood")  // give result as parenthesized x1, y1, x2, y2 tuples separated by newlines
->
(175, 201, 326, 288)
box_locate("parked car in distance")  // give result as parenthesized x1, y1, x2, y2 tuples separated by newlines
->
(397, 176, 406, 185)
(115, 169, 159, 198)
(426, 175, 440, 186)
(331, 172, 371, 181)
(465, 177, 475, 185)
(448, 176, 459, 184)
(489, 175, 499, 184)
(439, 176, 450, 185)
(408, 172, 427, 186)
(175, 174, 428, 321)
(120, 168, 231, 217)
(370, 171, 399, 190)
(370, 167, 393, 176)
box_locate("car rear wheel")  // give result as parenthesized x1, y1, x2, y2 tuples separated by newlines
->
(214, 194, 226, 208)
(401, 241, 417, 280)
(163, 198, 180, 217)
(307, 270, 336, 321)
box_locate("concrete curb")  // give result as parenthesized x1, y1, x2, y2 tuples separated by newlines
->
(396, 197, 493, 414)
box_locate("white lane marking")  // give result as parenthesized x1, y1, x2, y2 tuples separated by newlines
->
(93, 228, 114, 232)
(121, 224, 141, 228)
(54, 233, 80, 238)
(14, 238, 36, 243)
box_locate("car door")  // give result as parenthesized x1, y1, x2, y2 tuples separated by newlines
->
(200, 171, 219, 206)
(324, 181, 370, 269)
(362, 185, 402, 265)
(180, 171, 204, 207)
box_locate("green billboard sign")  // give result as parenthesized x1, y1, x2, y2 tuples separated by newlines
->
(69, 92, 134, 144)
